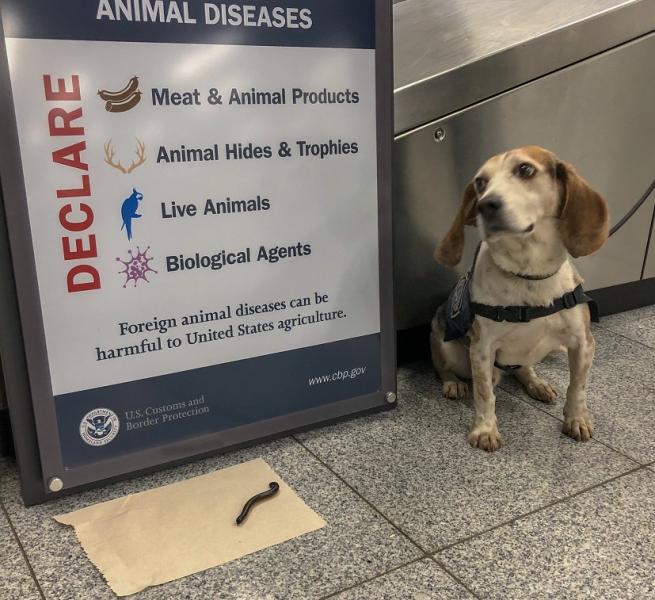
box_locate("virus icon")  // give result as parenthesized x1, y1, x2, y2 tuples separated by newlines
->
(116, 246, 157, 287)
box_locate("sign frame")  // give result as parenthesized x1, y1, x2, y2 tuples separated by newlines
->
(0, 0, 394, 505)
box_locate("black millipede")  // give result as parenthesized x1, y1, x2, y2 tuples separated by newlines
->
(236, 481, 280, 525)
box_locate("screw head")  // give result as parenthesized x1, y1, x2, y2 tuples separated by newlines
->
(434, 127, 446, 143)
(48, 478, 64, 493)
(386, 391, 397, 404)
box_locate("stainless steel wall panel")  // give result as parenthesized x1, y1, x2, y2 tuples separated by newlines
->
(394, 33, 655, 329)
(393, 0, 655, 133)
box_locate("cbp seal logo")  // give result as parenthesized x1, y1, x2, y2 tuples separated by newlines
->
(80, 408, 120, 446)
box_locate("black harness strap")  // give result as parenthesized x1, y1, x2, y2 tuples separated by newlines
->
(471, 284, 599, 373)
(442, 246, 600, 373)
(470, 284, 598, 324)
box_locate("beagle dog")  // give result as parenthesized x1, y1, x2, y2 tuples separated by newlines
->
(431, 146, 609, 451)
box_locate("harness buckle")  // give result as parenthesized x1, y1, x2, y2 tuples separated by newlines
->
(518, 307, 530, 322)
(562, 291, 577, 309)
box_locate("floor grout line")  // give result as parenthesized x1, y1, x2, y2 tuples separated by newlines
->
(499, 382, 650, 467)
(429, 555, 482, 599)
(431, 464, 647, 554)
(317, 556, 425, 600)
(595, 322, 655, 351)
(0, 496, 46, 600)
(291, 434, 431, 555)
(285, 329, 642, 595)
(293, 428, 645, 599)
(296, 369, 650, 588)
(293, 433, 443, 598)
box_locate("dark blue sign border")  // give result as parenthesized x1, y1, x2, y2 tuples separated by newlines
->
(0, 0, 394, 505)
(1, 0, 375, 49)
(57, 335, 381, 468)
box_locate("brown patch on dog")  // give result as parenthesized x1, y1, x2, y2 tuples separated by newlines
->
(521, 145, 557, 174)
(556, 162, 609, 257)
(434, 182, 477, 266)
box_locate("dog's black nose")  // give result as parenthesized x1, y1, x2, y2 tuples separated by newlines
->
(477, 195, 503, 219)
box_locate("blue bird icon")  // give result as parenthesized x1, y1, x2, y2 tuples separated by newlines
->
(121, 188, 143, 241)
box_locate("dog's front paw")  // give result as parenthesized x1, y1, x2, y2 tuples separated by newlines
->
(468, 424, 502, 452)
(443, 380, 468, 399)
(563, 414, 594, 442)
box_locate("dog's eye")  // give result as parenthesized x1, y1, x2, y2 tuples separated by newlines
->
(516, 163, 537, 179)
(474, 177, 488, 194)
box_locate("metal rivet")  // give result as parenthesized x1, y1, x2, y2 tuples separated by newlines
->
(434, 127, 446, 143)
(386, 391, 397, 404)
(48, 478, 64, 493)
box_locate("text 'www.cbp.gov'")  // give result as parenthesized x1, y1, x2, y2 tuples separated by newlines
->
(308, 367, 367, 386)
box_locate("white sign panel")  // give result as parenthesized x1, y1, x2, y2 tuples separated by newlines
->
(0, 0, 393, 500)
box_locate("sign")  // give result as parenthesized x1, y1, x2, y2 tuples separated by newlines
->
(0, 0, 393, 504)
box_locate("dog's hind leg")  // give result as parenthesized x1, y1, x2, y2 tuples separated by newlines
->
(514, 366, 558, 404)
(430, 325, 470, 399)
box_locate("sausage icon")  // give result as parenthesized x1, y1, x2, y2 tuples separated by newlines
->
(98, 76, 142, 113)
(98, 76, 139, 102)
(106, 92, 142, 113)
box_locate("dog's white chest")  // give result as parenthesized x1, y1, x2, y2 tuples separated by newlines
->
(488, 314, 573, 366)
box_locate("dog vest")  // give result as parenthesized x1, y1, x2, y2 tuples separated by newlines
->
(443, 246, 599, 370)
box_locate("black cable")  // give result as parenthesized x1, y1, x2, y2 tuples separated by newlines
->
(640, 200, 655, 280)
(609, 177, 655, 237)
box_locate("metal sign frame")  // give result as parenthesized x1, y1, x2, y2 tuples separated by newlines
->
(0, 0, 394, 505)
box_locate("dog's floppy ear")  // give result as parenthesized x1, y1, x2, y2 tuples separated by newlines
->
(434, 182, 477, 266)
(556, 162, 609, 258)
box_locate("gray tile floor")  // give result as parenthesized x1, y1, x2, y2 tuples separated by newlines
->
(1, 306, 654, 599)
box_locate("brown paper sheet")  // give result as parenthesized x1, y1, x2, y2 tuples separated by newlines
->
(55, 458, 326, 596)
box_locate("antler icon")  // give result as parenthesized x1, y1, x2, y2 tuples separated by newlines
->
(127, 139, 147, 173)
(104, 139, 147, 174)
(104, 139, 125, 173)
